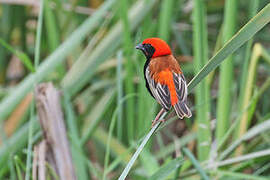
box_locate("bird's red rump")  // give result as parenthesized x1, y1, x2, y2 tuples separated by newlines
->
(154, 69, 178, 105)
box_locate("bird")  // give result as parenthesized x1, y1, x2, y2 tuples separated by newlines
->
(136, 37, 192, 126)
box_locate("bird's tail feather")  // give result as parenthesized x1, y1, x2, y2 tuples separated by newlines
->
(173, 102, 192, 119)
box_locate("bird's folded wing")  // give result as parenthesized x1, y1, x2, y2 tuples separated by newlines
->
(145, 67, 171, 111)
(173, 72, 188, 103)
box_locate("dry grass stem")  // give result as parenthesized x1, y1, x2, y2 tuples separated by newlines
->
(35, 82, 76, 180)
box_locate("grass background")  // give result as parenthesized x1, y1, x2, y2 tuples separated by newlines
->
(0, 0, 270, 179)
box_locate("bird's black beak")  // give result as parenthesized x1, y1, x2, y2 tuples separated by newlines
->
(135, 43, 145, 51)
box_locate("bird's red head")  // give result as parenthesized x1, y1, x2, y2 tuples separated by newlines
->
(136, 38, 172, 59)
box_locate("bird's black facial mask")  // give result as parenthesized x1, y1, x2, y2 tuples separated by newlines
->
(136, 43, 155, 60)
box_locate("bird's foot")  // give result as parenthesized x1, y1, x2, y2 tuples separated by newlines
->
(151, 118, 166, 127)
(151, 109, 166, 128)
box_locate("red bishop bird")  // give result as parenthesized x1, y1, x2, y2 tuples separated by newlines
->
(136, 37, 192, 126)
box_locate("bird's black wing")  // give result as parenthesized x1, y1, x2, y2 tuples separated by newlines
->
(145, 66, 172, 111)
(172, 72, 192, 118)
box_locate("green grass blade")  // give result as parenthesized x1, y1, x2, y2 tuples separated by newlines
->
(188, 3, 270, 92)
(158, 0, 174, 41)
(155, 132, 196, 159)
(118, 4, 270, 179)
(217, 77, 270, 150)
(0, 38, 35, 73)
(0, 121, 40, 168)
(118, 112, 167, 180)
(33, 0, 44, 68)
(63, 93, 88, 180)
(116, 51, 124, 140)
(25, 1, 44, 178)
(61, 0, 157, 96)
(137, 17, 157, 136)
(44, 0, 60, 52)
(216, 170, 269, 180)
(103, 94, 137, 179)
(148, 157, 184, 180)
(235, 44, 270, 154)
(215, 149, 270, 168)
(118, 4, 270, 174)
(8, 154, 16, 180)
(118, 0, 135, 142)
(103, 104, 119, 180)
(0, 0, 115, 121)
(216, 0, 238, 145)
(139, 149, 159, 175)
(238, 0, 259, 110)
(193, 0, 211, 161)
(44, 0, 65, 77)
(81, 89, 116, 145)
(0, 5, 12, 82)
(93, 127, 132, 164)
(182, 148, 210, 180)
(14, 156, 23, 180)
(219, 118, 270, 160)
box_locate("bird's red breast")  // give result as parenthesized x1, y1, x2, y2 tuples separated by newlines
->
(149, 55, 182, 105)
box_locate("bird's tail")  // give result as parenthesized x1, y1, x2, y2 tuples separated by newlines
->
(173, 101, 192, 119)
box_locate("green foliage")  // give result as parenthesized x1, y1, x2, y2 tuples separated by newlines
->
(0, 0, 270, 179)
(216, 0, 238, 144)
(0, 38, 35, 73)
(193, 0, 211, 161)
(149, 157, 184, 180)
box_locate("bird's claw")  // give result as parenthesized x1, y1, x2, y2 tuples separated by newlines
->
(151, 118, 165, 128)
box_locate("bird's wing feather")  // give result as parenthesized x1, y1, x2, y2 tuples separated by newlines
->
(172, 72, 192, 118)
(145, 67, 171, 111)
(173, 72, 188, 103)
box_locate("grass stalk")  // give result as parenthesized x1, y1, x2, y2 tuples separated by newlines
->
(116, 51, 124, 140)
(216, 0, 238, 144)
(235, 43, 270, 154)
(44, 0, 65, 77)
(61, 0, 157, 96)
(218, 149, 270, 168)
(220, 118, 270, 160)
(188, 3, 270, 92)
(81, 89, 116, 145)
(119, 0, 135, 142)
(93, 127, 132, 164)
(158, 0, 174, 41)
(63, 93, 88, 180)
(137, 16, 157, 137)
(217, 76, 270, 150)
(118, 112, 167, 180)
(103, 104, 118, 180)
(0, 0, 114, 121)
(0, 38, 35, 73)
(0, 121, 40, 170)
(238, 0, 259, 109)
(0, 5, 12, 82)
(216, 170, 269, 180)
(25, 1, 44, 179)
(149, 157, 184, 180)
(119, 4, 270, 178)
(193, 0, 211, 161)
(182, 147, 209, 180)
(1, 2, 270, 180)
(14, 156, 23, 180)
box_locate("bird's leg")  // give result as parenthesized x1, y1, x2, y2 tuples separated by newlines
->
(152, 108, 166, 127)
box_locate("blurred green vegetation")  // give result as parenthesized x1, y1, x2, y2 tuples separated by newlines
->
(0, 0, 270, 179)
